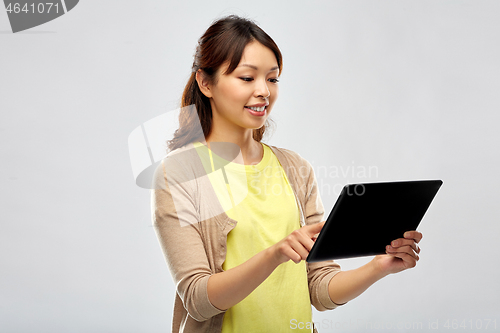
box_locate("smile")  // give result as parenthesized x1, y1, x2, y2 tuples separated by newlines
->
(245, 105, 266, 112)
(244, 105, 267, 117)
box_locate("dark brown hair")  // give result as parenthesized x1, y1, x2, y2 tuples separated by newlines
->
(166, 15, 283, 152)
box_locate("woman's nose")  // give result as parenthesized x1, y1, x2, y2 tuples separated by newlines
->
(255, 79, 270, 99)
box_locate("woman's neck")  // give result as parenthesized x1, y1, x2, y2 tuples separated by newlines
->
(198, 133, 263, 166)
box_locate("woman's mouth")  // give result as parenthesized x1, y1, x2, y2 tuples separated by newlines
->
(244, 105, 267, 116)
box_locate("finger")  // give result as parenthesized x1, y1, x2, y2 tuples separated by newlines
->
(394, 253, 418, 268)
(283, 246, 302, 264)
(386, 250, 418, 268)
(386, 244, 420, 261)
(298, 230, 317, 253)
(390, 238, 420, 253)
(292, 243, 309, 264)
(403, 231, 423, 243)
(387, 244, 419, 259)
(291, 229, 316, 252)
(290, 229, 317, 260)
(309, 221, 326, 235)
(289, 241, 309, 263)
(302, 221, 325, 239)
(307, 221, 325, 235)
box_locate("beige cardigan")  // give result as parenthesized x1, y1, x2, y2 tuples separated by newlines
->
(151, 142, 343, 332)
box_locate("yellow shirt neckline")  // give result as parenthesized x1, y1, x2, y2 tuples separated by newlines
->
(193, 141, 271, 173)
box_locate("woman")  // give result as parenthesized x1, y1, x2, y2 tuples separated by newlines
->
(152, 15, 422, 333)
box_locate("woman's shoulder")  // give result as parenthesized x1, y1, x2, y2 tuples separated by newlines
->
(157, 142, 206, 181)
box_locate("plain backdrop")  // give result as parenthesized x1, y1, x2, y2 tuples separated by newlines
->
(1, 1, 499, 332)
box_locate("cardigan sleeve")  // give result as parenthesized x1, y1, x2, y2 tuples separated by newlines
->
(151, 156, 226, 321)
(299, 156, 346, 311)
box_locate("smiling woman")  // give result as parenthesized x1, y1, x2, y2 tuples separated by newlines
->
(152, 14, 423, 333)
(195, 40, 280, 164)
(166, 15, 283, 157)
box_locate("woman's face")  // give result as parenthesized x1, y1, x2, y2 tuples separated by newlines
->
(205, 41, 280, 136)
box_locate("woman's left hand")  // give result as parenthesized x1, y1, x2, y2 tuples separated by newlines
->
(373, 231, 423, 275)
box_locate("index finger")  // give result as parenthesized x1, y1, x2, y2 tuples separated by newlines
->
(403, 231, 423, 243)
(306, 221, 325, 237)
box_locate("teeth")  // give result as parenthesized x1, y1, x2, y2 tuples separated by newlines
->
(247, 106, 266, 112)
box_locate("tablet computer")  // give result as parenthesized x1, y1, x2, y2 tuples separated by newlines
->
(306, 180, 443, 262)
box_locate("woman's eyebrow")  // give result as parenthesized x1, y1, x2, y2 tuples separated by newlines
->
(238, 63, 279, 72)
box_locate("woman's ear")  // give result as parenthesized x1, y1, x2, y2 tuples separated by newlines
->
(195, 70, 213, 98)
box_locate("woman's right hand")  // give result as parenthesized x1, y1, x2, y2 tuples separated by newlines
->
(270, 221, 325, 265)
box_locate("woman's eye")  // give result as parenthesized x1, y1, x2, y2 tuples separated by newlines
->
(239, 77, 279, 83)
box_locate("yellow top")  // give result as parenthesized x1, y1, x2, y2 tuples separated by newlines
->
(193, 141, 313, 332)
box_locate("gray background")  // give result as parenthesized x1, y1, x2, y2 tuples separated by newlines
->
(1, 0, 499, 332)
